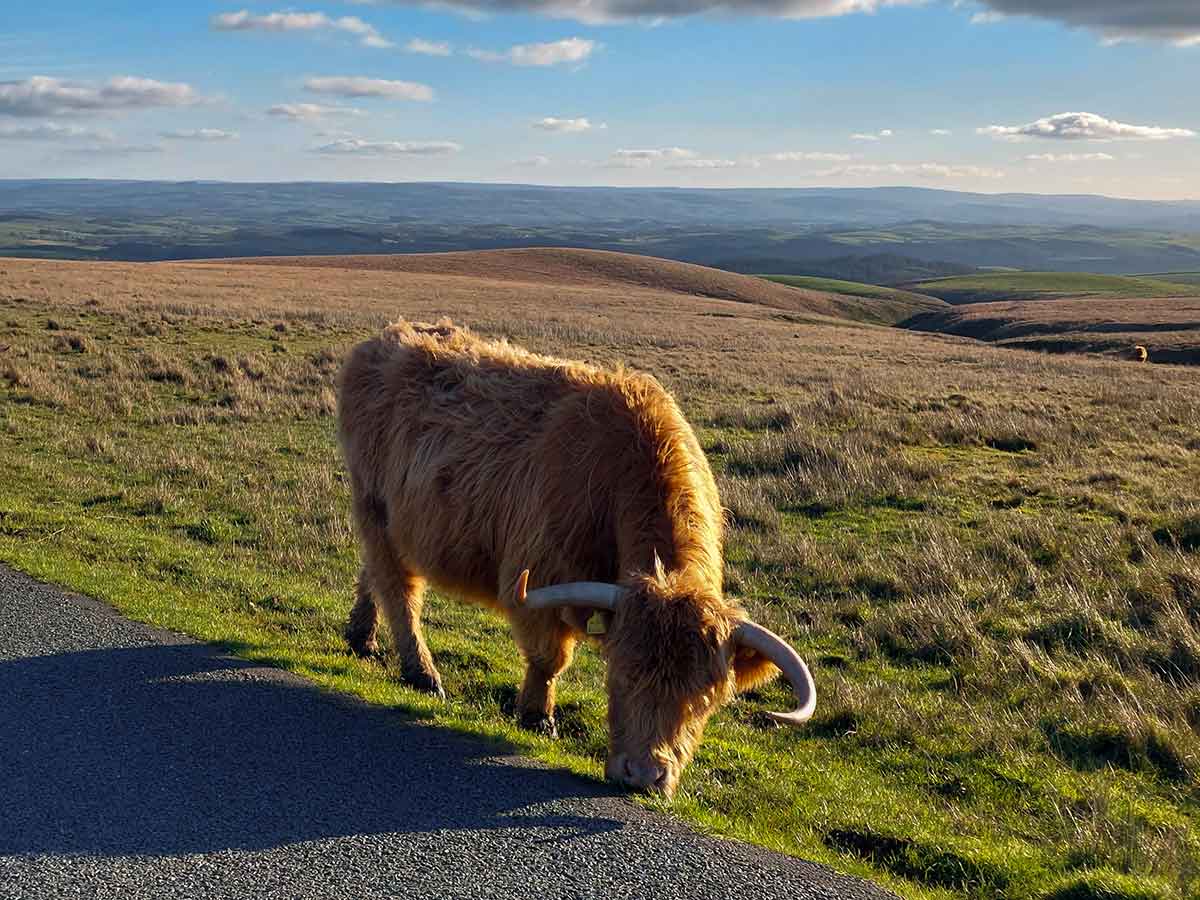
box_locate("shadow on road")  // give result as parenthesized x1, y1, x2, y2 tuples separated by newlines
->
(0, 642, 623, 857)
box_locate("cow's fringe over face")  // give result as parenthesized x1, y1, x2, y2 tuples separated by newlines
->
(602, 568, 779, 796)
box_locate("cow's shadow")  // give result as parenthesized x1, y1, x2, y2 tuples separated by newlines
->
(0, 640, 624, 857)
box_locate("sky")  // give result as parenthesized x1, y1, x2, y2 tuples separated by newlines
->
(1, 0, 1198, 199)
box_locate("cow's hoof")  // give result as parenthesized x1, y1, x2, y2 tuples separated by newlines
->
(343, 625, 379, 659)
(402, 665, 446, 699)
(519, 712, 558, 739)
(345, 637, 380, 659)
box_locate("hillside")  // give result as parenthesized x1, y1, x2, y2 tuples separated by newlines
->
(3, 254, 1200, 898)
(902, 295, 1200, 364)
(908, 272, 1198, 304)
(216, 248, 910, 324)
(760, 275, 947, 324)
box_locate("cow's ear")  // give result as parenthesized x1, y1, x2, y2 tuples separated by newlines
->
(730, 644, 779, 692)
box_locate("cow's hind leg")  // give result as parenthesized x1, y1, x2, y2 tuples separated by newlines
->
(344, 567, 380, 658)
(356, 502, 444, 697)
(509, 608, 577, 738)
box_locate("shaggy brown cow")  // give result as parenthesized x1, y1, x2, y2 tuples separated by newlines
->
(337, 319, 815, 796)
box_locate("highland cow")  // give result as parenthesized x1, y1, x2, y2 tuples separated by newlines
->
(337, 319, 815, 796)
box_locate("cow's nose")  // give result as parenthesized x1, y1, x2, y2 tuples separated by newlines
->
(621, 756, 669, 792)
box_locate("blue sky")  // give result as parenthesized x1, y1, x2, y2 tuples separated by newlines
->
(1, 0, 1197, 198)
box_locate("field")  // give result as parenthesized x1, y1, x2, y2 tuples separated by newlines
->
(908, 273, 1198, 305)
(760, 275, 947, 324)
(902, 297, 1200, 365)
(2, 252, 1200, 899)
(1143, 274, 1200, 288)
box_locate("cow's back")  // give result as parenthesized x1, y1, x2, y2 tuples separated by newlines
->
(337, 319, 723, 604)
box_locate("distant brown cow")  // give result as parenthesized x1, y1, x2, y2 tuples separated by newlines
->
(337, 319, 815, 796)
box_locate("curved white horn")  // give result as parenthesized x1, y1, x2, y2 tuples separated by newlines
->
(523, 582, 623, 612)
(732, 620, 816, 726)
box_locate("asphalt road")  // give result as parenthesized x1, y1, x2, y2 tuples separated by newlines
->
(0, 564, 896, 900)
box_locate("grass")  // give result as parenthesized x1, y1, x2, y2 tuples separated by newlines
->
(909, 273, 1198, 304)
(1141, 274, 1200, 288)
(3, 255, 1200, 899)
(759, 275, 947, 324)
(900, 296, 1200, 366)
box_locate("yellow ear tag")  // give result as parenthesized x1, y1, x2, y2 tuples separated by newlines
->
(586, 611, 608, 636)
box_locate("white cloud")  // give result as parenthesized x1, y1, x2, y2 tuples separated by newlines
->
(468, 37, 596, 66)
(315, 138, 462, 155)
(361, 0, 1200, 43)
(0, 75, 200, 117)
(817, 162, 1006, 179)
(603, 147, 696, 168)
(1024, 152, 1115, 162)
(970, 10, 1006, 24)
(405, 38, 452, 55)
(852, 129, 893, 141)
(267, 102, 365, 120)
(514, 155, 551, 167)
(160, 128, 238, 141)
(532, 116, 602, 133)
(64, 143, 165, 156)
(304, 76, 434, 101)
(211, 10, 393, 48)
(879, 128, 894, 137)
(979, 112, 1196, 142)
(364, 0, 920, 26)
(930, 128, 952, 136)
(0, 122, 114, 142)
(763, 150, 852, 162)
(969, 1, 1200, 46)
(667, 158, 739, 169)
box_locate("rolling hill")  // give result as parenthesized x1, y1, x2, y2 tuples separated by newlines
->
(216, 248, 930, 324)
(901, 296, 1200, 364)
(907, 272, 1198, 304)
(760, 275, 947, 324)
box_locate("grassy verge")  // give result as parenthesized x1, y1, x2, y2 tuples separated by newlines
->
(2, 267, 1199, 899)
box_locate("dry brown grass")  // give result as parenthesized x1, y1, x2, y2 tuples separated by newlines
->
(904, 296, 1200, 365)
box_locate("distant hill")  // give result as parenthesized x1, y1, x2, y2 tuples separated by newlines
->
(4, 180, 1199, 230)
(907, 272, 1199, 304)
(217, 247, 928, 325)
(723, 253, 974, 284)
(218, 248, 855, 321)
(3, 181, 1200, 274)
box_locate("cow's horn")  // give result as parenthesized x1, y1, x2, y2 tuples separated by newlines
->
(732, 620, 816, 726)
(522, 582, 623, 611)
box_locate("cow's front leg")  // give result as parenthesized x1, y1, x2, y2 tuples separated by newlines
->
(344, 566, 381, 658)
(510, 608, 576, 738)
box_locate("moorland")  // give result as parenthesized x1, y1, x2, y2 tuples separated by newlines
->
(2, 249, 1199, 899)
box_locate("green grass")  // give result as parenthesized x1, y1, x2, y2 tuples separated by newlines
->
(909, 273, 1198, 304)
(1139, 273, 1200, 288)
(2, 279, 1199, 900)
